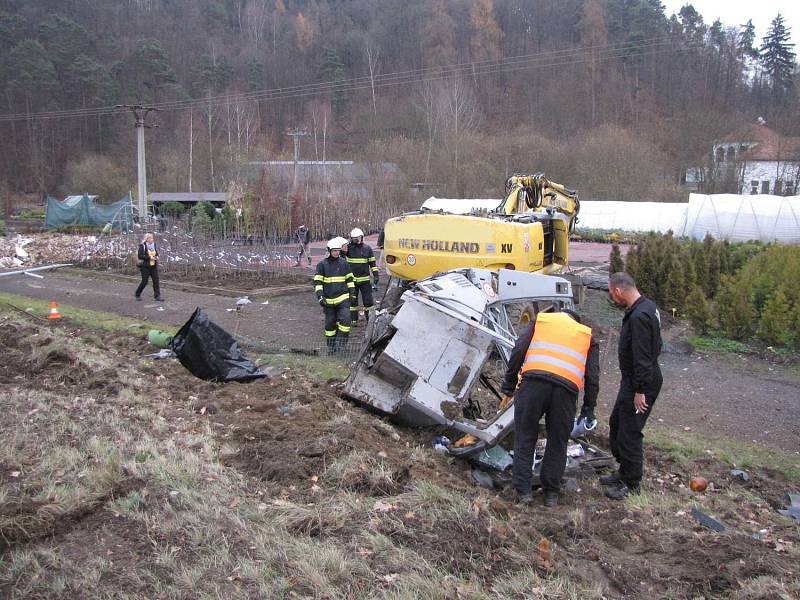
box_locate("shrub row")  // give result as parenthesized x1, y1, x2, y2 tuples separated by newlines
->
(613, 233, 799, 347)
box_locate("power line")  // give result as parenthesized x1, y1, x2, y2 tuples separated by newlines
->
(0, 36, 701, 123)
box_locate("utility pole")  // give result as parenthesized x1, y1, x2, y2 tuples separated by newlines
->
(285, 128, 309, 190)
(118, 104, 159, 220)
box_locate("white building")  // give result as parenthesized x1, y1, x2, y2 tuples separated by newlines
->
(710, 122, 800, 196)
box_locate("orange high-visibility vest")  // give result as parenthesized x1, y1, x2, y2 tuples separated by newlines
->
(520, 312, 592, 390)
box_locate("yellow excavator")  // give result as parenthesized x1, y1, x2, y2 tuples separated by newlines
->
(382, 174, 579, 282)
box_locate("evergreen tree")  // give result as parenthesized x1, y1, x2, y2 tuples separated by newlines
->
(716, 275, 753, 340)
(7, 40, 58, 99)
(624, 243, 640, 282)
(192, 54, 234, 93)
(37, 15, 90, 72)
(685, 285, 713, 334)
(609, 243, 624, 274)
(125, 38, 178, 99)
(760, 14, 797, 104)
(708, 19, 725, 51)
(704, 238, 722, 298)
(663, 255, 685, 315)
(0, 10, 25, 52)
(191, 207, 214, 236)
(757, 288, 793, 345)
(738, 19, 759, 60)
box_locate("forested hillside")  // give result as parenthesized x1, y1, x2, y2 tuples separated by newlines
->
(0, 0, 797, 204)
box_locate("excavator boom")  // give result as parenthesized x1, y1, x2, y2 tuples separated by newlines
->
(498, 174, 580, 232)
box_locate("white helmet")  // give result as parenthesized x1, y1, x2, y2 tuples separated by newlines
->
(327, 237, 345, 251)
(350, 227, 364, 240)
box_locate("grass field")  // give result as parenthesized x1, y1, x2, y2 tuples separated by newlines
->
(0, 301, 798, 599)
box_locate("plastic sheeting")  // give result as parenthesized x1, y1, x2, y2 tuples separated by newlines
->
(682, 194, 800, 243)
(577, 195, 800, 243)
(577, 201, 687, 234)
(421, 197, 501, 213)
(170, 308, 268, 383)
(45, 194, 133, 230)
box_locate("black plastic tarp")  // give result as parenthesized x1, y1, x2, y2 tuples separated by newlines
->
(171, 308, 267, 383)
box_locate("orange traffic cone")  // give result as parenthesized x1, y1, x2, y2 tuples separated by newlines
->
(47, 299, 62, 320)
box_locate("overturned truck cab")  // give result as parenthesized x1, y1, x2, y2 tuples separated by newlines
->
(343, 268, 580, 458)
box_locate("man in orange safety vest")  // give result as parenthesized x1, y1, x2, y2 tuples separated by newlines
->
(500, 309, 600, 508)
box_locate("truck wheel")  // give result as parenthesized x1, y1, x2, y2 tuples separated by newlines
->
(507, 302, 539, 334)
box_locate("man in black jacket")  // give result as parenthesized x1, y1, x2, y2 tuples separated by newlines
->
(314, 237, 355, 354)
(500, 308, 600, 507)
(603, 272, 663, 500)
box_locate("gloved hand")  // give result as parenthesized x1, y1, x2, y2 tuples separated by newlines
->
(373, 276, 379, 285)
(318, 297, 325, 307)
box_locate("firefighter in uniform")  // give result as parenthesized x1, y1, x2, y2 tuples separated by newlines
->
(345, 228, 379, 326)
(501, 309, 600, 507)
(314, 237, 355, 353)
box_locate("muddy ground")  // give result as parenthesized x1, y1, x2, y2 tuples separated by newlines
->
(1, 262, 798, 453)
(0, 314, 798, 598)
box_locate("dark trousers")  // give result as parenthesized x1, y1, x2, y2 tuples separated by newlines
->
(324, 301, 351, 351)
(512, 377, 577, 493)
(135, 265, 161, 299)
(608, 372, 662, 488)
(350, 281, 374, 322)
(297, 244, 311, 264)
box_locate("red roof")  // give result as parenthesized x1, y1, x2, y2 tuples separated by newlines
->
(719, 124, 800, 161)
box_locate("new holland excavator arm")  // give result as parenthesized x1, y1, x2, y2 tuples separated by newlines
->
(497, 173, 580, 232)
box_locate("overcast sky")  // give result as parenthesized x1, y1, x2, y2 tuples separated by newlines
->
(660, 1, 799, 46)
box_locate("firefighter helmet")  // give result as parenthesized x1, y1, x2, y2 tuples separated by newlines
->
(350, 227, 364, 241)
(327, 237, 346, 251)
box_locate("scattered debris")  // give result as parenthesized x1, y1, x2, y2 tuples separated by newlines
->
(534, 537, 554, 573)
(147, 329, 173, 349)
(472, 445, 513, 471)
(691, 507, 727, 532)
(432, 435, 451, 453)
(778, 493, 800, 521)
(729, 469, 750, 482)
(0, 263, 73, 278)
(145, 349, 176, 360)
(469, 469, 495, 490)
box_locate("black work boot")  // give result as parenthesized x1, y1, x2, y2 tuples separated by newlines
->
(543, 490, 559, 507)
(604, 482, 640, 501)
(326, 337, 337, 355)
(515, 490, 534, 505)
(600, 471, 622, 486)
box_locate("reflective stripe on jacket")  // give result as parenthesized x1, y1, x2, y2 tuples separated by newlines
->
(520, 312, 592, 390)
(314, 256, 355, 305)
(346, 242, 378, 283)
